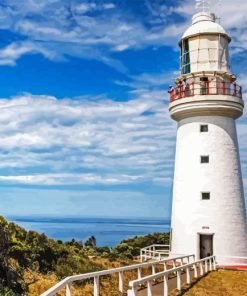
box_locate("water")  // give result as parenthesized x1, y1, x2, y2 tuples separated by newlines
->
(7, 216, 171, 247)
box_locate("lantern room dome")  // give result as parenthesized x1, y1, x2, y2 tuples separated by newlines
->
(182, 12, 230, 41)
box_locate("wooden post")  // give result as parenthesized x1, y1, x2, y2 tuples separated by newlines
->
(94, 276, 100, 296)
(194, 263, 198, 278)
(209, 258, 212, 271)
(119, 271, 124, 293)
(200, 262, 204, 276)
(164, 274, 169, 296)
(152, 264, 156, 275)
(147, 280, 153, 296)
(186, 267, 191, 284)
(177, 270, 182, 291)
(213, 257, 217, 270)
(205, 259, 208, 273)
(172, 260, 176, 269)
(66, 284, 71, 296)
(127, 286, 138, 296)
(137, 268, 142, 279)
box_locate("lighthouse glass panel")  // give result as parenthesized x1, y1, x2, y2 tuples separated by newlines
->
(181, 39, 191, 74)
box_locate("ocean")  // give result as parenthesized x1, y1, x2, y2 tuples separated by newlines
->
(7, 216, 171, 247)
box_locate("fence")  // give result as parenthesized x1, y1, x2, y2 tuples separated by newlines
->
(127, 256, 216, 296)
(40, 254, 194, 296)
(140, 245, 170, 262)
(170, 81, 242, 102)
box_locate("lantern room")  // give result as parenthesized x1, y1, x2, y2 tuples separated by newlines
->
(180, 12, 231, 74)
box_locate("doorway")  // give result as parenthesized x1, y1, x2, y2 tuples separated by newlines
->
(199, 234, 213, 259)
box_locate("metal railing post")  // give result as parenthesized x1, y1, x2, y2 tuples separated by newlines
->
(94, 276, 100, 296)
(207, 81, 210, 95)
(222, 81, 226, 95)
(234, 83, 237, 96)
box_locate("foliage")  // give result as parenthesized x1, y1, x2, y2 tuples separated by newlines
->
(0, 216, 103, 295)
(111, 232, 170, 258)
(0, 216, 170, 295)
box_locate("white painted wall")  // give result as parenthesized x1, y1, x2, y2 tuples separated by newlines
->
(170, 116, 247, 259)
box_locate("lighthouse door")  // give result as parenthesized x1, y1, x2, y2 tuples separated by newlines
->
(199, 235, 213, 259)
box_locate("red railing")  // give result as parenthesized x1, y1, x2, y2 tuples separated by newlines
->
(170, 81, 242, 102)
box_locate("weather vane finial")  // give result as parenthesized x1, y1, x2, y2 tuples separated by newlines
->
(195, 0, 210, 12)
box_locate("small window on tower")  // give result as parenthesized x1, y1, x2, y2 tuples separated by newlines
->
(200, 125, 208, 132)
(201, 156, 209, 163)
(202, 192, 210, 200)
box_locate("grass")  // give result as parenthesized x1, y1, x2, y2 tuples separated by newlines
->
(183, 269, 247, 296)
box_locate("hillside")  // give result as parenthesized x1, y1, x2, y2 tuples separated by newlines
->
(0, 216, 169, 295)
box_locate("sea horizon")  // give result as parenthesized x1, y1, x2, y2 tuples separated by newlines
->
(7, 215, 171, 247)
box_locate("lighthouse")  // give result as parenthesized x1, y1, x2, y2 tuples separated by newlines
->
(169, 11, 247, 261)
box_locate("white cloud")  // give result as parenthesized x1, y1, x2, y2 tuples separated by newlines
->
(0, 173, 145, 185)
(0, 0, 245, 69)
(0, 84, 175, 186)
(0, 41, 56, 65)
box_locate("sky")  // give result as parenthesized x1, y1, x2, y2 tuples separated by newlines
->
(0, 0, 247, 219)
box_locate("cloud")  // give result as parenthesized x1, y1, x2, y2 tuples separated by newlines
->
(0, 173, 145, 185)
(0, 81, 175, 186)
(0, 0, 246, 71)
(0, 41, 55, 65)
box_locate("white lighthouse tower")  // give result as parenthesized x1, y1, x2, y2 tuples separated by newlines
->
(169, 8, 247, 262)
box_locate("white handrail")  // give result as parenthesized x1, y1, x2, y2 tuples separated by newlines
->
(40, 254, 194, 296)
(127, 256, 216, 296)
(140, 244, 170, 262)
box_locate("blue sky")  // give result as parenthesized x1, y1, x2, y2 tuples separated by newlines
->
(0, 0, 247, 219)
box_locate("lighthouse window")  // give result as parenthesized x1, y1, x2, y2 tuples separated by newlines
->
(201, 156, 209, 163)
(181, 39, 191, 74)
(200, 125, 208, 132)
(202, 192, 211, 200)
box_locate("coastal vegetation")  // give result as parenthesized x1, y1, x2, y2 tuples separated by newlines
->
(0, 216, 169, 295)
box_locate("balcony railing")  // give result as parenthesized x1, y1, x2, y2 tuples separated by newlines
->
(170, 81, 242, 102)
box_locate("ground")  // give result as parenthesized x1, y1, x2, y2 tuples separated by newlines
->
(183, 269, 247, 296)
